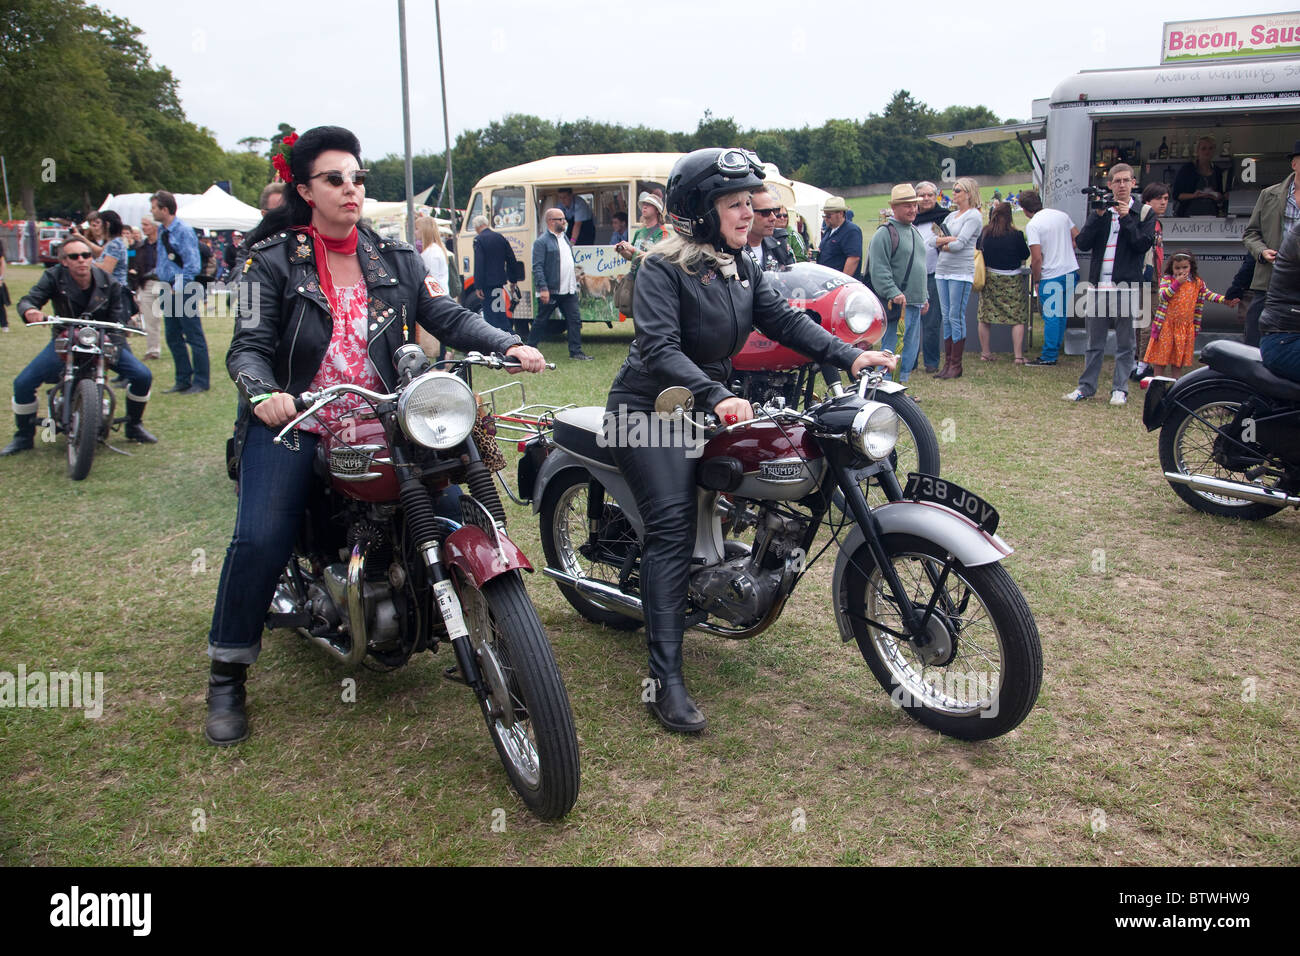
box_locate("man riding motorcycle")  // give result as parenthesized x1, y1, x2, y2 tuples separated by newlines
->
(2, 236, 157, 456)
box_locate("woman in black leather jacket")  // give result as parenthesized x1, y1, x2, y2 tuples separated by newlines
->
(204, 126, 545, 746)
(608, 148, 896, 733)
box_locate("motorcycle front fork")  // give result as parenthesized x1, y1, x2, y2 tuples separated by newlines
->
(834, 460, 956, 644)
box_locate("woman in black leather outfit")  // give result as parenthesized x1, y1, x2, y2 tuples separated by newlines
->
(607, 148, 896, 733)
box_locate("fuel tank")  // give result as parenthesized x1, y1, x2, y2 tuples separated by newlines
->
(702, 420, 826, 500)
(326, 418, 400, 502)
(731, 262, 885, 372)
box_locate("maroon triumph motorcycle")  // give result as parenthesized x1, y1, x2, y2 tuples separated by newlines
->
(520, 375, 1042, 741)
(267, 346, 579, 819)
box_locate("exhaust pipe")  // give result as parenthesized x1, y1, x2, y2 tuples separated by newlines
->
(543, 567, 644, 620)
(1164, 472, 1300, 508)
(316, 543, 371, 667)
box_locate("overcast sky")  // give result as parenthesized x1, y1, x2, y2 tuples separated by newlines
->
(100, 0, 1275, 160)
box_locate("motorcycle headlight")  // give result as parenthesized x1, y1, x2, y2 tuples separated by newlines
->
(850, 401, 898, 460)
(76, 327, 98, 347)
(841, 290, 876, 335)
(396, 371, 476, 450)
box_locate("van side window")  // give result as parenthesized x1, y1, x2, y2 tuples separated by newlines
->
(467, 193, 484, 228)
(492, 187, 526, 229)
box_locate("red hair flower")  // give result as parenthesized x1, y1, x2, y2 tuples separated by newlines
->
(272, 131, 299, 183)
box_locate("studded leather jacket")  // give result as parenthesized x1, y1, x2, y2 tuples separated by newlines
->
(225, 225, 520, 465)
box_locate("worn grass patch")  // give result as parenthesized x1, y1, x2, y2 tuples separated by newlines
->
(0, 262, 1296, 866)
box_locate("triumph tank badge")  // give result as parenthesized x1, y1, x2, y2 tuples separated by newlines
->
(759, 460, 804, 481)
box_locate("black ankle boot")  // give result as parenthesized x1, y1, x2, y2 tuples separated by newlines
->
(205, 661, 249, 745)
(1, 412, 36, 456)
(124, 398, 157, 444)
(646, 638, 706, 733)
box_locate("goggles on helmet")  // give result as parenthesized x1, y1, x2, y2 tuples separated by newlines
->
(674, 148, 765, 202)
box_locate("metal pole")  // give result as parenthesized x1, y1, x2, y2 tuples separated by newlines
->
(1, 155, 11, 221)
(398, 0, 416, 244)
(435, 0, 456, 225)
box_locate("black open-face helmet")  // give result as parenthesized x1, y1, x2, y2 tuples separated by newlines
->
(666, 147, 765, 246)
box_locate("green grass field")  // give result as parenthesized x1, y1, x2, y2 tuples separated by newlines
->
(1, 261, 1296, 866)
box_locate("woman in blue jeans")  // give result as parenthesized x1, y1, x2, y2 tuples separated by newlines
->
(933, 177, 983, 379)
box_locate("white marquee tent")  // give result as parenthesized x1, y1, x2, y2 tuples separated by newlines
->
(177, 185, 261, 231)
(99, 192, 202, 232)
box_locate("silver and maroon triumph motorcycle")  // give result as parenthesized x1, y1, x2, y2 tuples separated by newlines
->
(268, 346, 579, 819)
(521, 374, 1042, 741)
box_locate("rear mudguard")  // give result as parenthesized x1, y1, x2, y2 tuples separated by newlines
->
(831, 499, 1013, 599)
(531, 445, 646, 538)
(1142, 364, 1241, 432)
(443, 524, 533, 588)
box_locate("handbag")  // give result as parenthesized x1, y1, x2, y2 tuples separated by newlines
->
(972, 250, 987, 292)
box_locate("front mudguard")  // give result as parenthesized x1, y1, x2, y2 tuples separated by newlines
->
(443, 524, 533, 589)
(1142, 365, 1242, 432)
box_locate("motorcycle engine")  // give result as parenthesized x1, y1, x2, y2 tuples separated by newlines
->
(689, 507, 805, 627)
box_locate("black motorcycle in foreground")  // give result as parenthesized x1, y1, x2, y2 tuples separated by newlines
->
(28, 315, 146, 480)
(516, 375, 1041, 741)
(1143, 340, 1300, 520)
(267, 347, 579, 819)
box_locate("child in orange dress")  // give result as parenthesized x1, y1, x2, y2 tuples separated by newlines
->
(1144, 251, 1237, 377)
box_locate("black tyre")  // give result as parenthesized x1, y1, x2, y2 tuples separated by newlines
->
(67, 378, 99, 481)
(837, 533, 1041, 741)
(539, 469, 643, 630)
(456, 569, 580, 819)
(1157, 384, 1285, 521)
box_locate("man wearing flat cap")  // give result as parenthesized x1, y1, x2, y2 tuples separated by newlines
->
(867, 184, 929, 384)
(1243, 138, 1300, 346)
(817, 196, 863, 279)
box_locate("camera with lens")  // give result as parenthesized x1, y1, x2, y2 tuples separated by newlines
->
(1081, 185, 1117, 211)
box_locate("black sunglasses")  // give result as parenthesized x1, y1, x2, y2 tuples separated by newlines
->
(63, 251, 93, 260)
(310, 169, 369, 187)
(753, 207, 780, 217)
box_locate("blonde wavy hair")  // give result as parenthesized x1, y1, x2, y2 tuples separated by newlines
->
(415, 217, 445, 251)
(954, 176, 982, 210)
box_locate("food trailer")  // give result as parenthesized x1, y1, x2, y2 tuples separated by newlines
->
(929, 11, 1300, 345)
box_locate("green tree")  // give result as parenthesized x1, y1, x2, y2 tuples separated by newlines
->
(806, 119, 863, 188)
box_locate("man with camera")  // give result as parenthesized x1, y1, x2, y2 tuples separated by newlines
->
(1064, 164, 1155, 405)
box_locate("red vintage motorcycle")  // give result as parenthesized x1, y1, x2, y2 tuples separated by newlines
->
(267, 347, 579, 819)
(729, 262, 940, 488)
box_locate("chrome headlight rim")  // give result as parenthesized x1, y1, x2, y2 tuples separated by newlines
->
(76, 326, 98, 347)
(850, 400, 899, 461)
(841, 290, 877, 335)
(396, 370, 477, 450)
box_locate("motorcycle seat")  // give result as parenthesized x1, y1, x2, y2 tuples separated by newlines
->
(1202, 341, 1300, 403)
(552, 406, 618, 468)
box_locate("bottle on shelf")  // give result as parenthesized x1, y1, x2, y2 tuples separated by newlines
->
(1158, 136, 1168, 160)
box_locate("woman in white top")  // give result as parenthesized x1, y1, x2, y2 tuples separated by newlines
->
(416, 216, 450, 292)
(932, 176, 983, 379)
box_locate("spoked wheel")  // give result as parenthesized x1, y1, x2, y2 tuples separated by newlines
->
(455, 569, 579, 819)
(67, 378, 100, 481)
(539, 470, 642, 630)
(837, 533, 1041, 740)
(1157, 385, 1285, 520)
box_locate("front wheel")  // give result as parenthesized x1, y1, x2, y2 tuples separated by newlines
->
(456, 569, 580, 819)
(836, 533, 1041, 740)
(67, 378, 100, 481)
(1157, 384, 1285, 521)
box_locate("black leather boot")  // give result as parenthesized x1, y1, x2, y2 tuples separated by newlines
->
(205, 661, 249, 745)
(123, 397, 158, 443)
(0, 413, 36, 456)
(646, 629, 706, 733)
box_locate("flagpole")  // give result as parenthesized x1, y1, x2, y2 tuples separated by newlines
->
(398, 0, 416, 244)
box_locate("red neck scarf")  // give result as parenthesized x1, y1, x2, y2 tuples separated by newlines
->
(298, 225, 358, 305)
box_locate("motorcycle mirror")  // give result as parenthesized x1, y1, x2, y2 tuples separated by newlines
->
(654, 386, 694, 420)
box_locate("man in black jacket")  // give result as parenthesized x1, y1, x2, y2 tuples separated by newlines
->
(2, 237, 156, 455)
(1260, 221, 1300, 382)
(471, 215, 520, 335)
(1064, 164, 1155, 405)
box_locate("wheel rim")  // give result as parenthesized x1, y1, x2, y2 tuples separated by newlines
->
(1171, 399, 1267, 508)
(551, 483, 636, 597)
(864, 550, 1005, 715)
(458, 579, 541, 788)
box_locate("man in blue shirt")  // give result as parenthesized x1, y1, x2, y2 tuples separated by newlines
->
(151, 190, 208, 393)
(817, 196, 863, 279)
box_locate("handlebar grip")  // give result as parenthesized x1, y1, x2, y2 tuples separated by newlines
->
(820, 362, 844, 388)
(294, 395, 310, 412)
